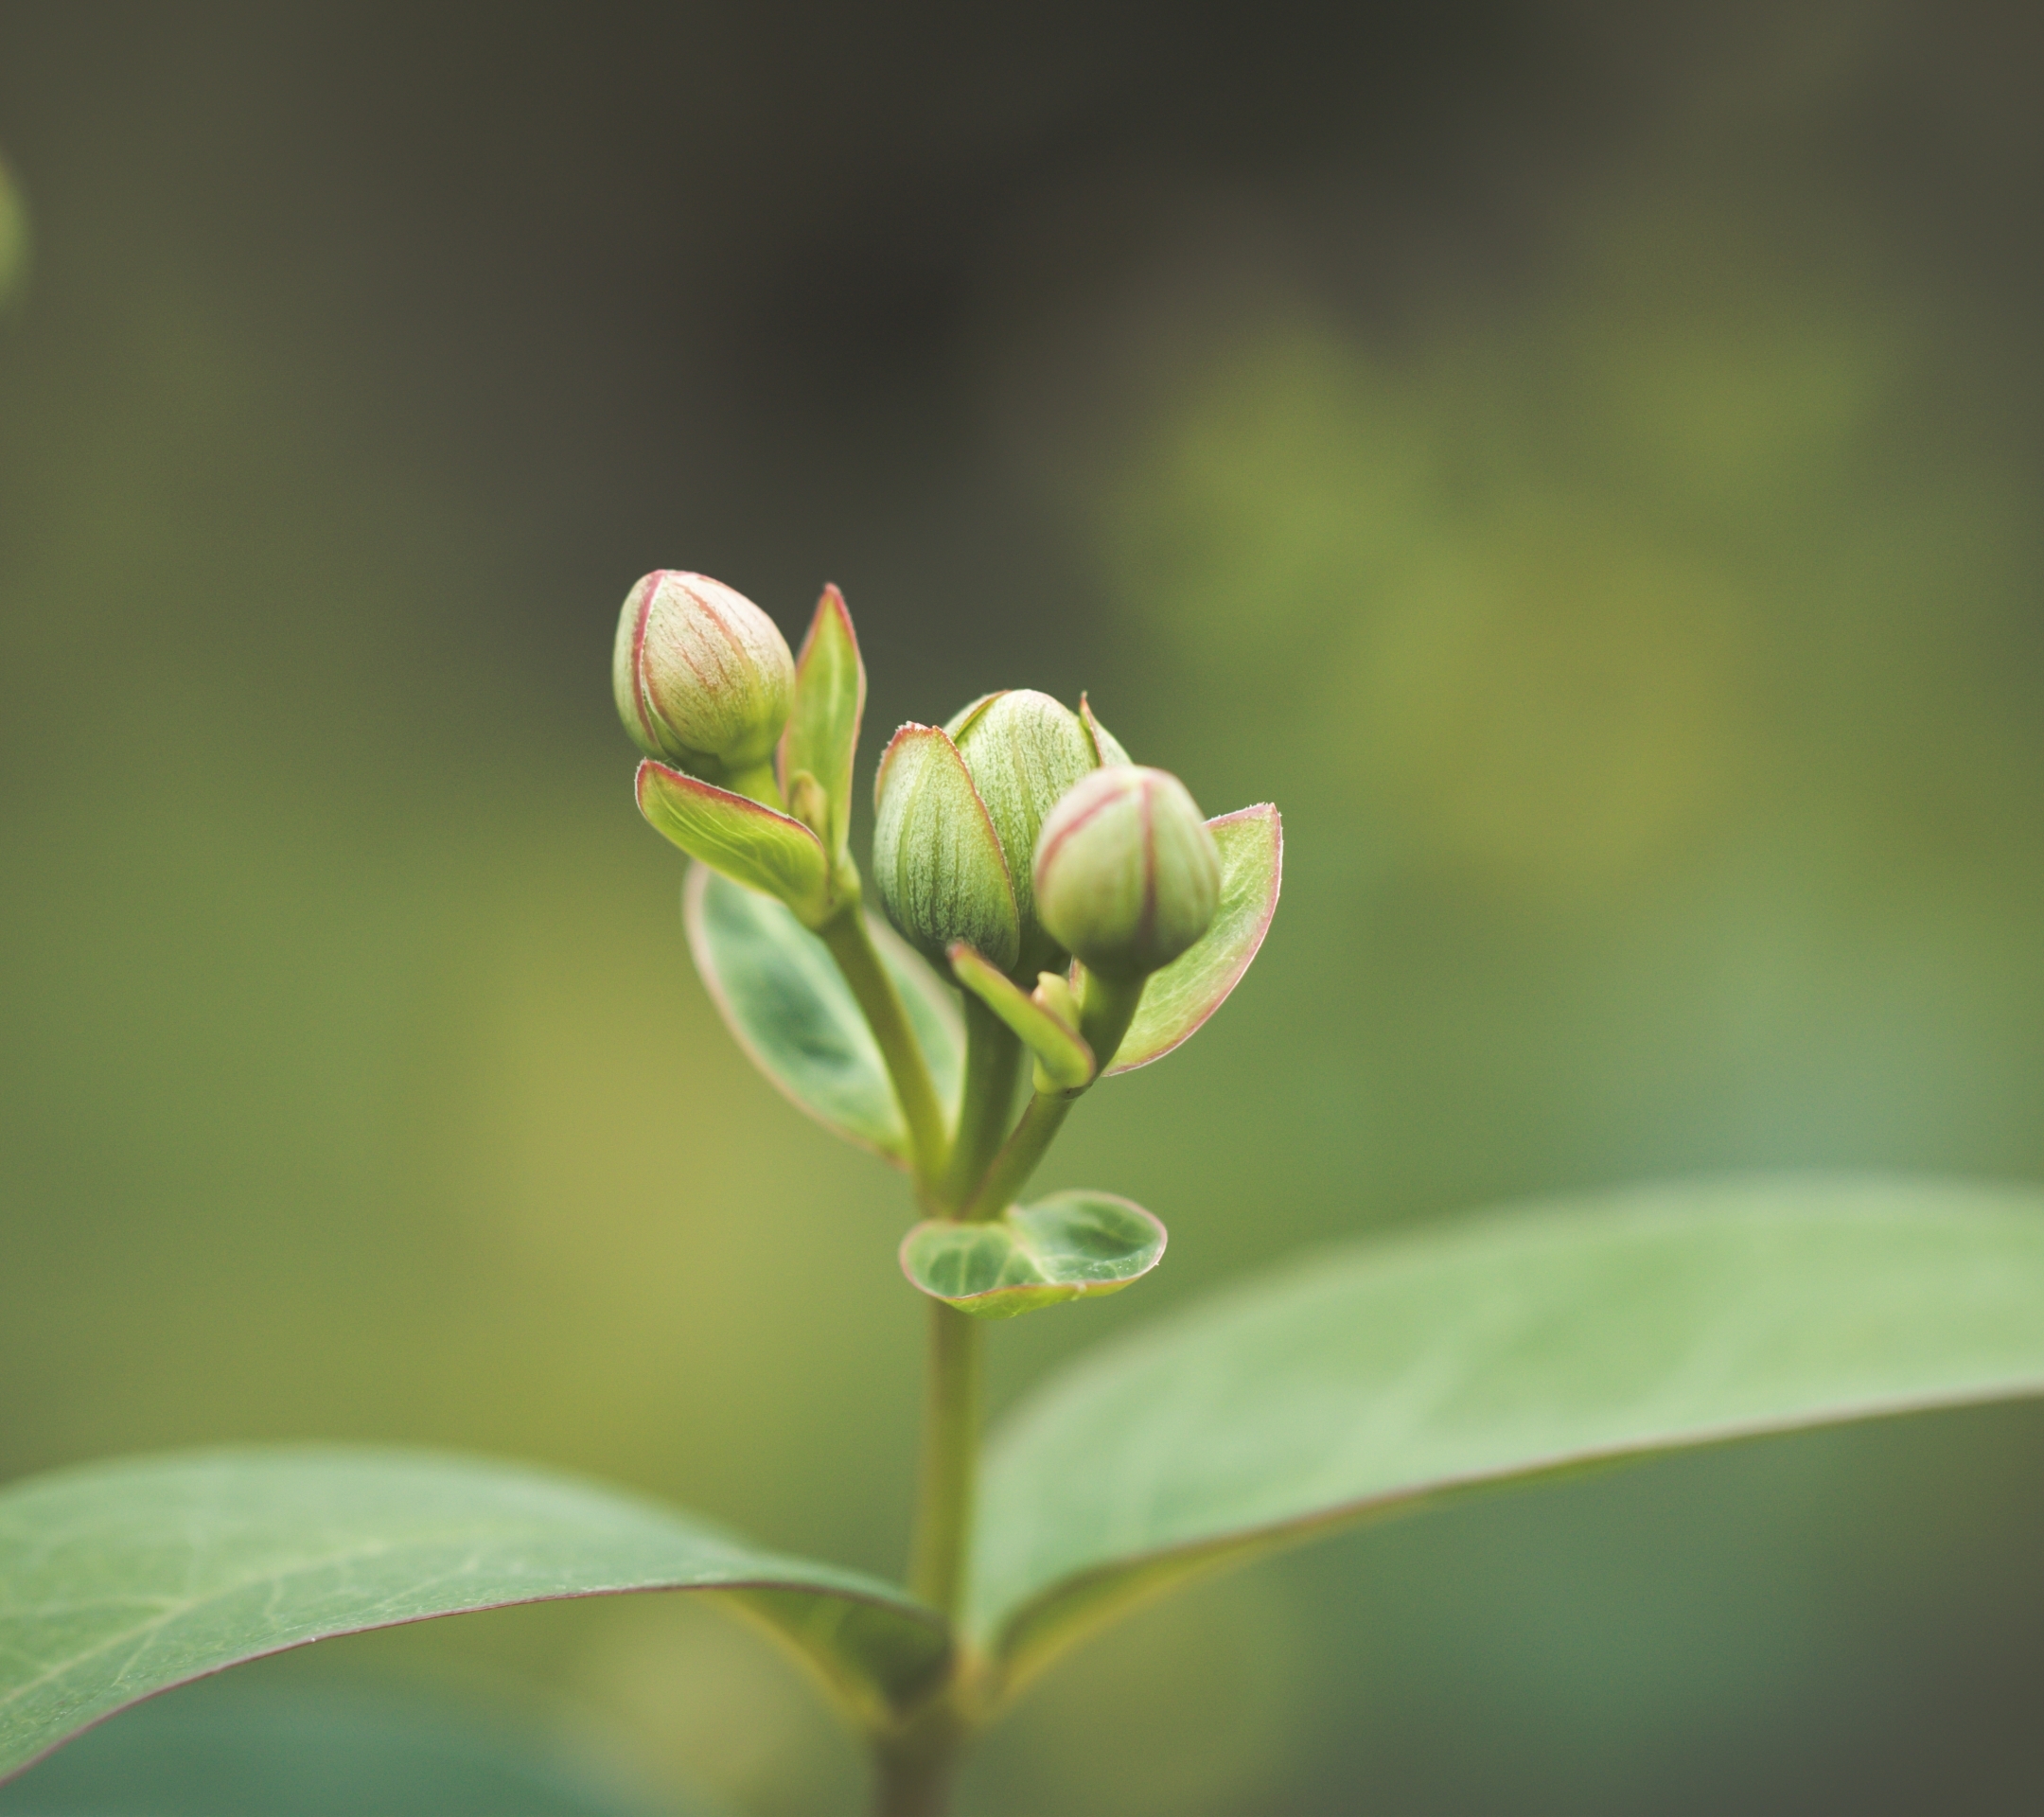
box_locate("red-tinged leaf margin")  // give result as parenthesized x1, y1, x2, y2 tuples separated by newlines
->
(636, 759, 833, 926)
(899, 1191, 1168, 1320)
(1105, 803, 1282, 1075)
(778, 583, 866, 862)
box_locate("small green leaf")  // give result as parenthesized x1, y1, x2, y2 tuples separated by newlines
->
(1107, 803, 1280, 1074)
(685, 866, 962, 1166)
(0, 1677, 696, 1816)
(947, 944, 1095, 1090)
(778, 585, 865, 864)
(0, 1448, 951, 1783)
(871, 726, 1020, 973)
(968, 1177, 2044, 1694)
(900, 1192, 1166, 1320)
(636, 761, 831, 926)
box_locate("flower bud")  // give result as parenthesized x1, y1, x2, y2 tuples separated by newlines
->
(1033, 766, 1222, 980)
(612, 571, 796, 790)
(946, 690, 1101, 976)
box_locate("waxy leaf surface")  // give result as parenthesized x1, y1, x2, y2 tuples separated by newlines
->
(901, 1191, 1165, 1319)
(970, 1177, 2044, 1690)
(636, 762, 830, 925)
(686, 866, 962, 1165)
(0, 1448, 950, 1783)
(1107, 804, 1280, 1074)
(779, 585, 864, 863)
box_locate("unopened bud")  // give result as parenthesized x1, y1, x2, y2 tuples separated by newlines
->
(613, 572, 796, 789)
(1033, 766, 1222, 980)
(947, 690, 1101, 976)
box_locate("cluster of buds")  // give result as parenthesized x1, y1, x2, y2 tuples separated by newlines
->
(614, 565, 1278, 1319)
(614, 569, 1224, 987)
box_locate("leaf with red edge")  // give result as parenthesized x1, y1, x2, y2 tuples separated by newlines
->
(778, 585, 865, 864)
(900, 1192, 1166, 1320)
(1107, 803, 1281, 1074)
(636, 760, 832, 926)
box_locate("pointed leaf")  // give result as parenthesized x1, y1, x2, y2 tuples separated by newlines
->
(947, 944, 1094, 1090)
(900, 1192, 1166, 1320)
(871, 726, 1020, 973)
(636, 761, 831, 926)
(970, 1177, 2044, 1692)
(778, 585, 865, 864)
(1107, 803, 1281, 1074)
(0, 1677, 697, 1815)
(685, 865, 962, 1165)
(0, 1447, 950, 1783)
(1077, 693, 1130, 767)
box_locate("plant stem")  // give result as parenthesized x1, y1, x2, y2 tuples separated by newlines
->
(907, 1301, 980, 1617)
(822, 906, 950, 1190)
(959, 1089, 1073, 1220)
(872, 1714, 963, 1817)
(958, 968, 1147, 1219)
(722, 758, 785, 812)
(938, 996, 1022, 1212)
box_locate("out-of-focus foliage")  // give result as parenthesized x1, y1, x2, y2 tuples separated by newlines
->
(3, 3, 2044, 1813)
(0, 153, 26, 309)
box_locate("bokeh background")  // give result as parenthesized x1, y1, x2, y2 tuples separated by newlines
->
(6, 3, 2044, 1811)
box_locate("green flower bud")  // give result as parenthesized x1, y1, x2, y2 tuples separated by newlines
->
(872, 725, 1022, 973)
(1033, 765, 1223, 980)
(945, 690, 1101, 976)
(612, 571, 796, 791)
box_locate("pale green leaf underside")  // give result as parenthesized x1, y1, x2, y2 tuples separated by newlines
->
(0, 1676, 700, 1815)
(900, 1191, 1166, 1319)
(1108, 804, 1280, 1074)
(0, 1449, 949, 1784)
(969, 1176, 2044, 1688)
(685, 866, 962, 1165)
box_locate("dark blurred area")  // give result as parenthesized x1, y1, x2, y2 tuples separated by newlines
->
(5, 3, 2044, 1811)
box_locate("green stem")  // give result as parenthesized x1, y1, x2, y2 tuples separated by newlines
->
(722, 758, 786, 812)
(958, 967, 1147, 1219)
(960, 1089, 1073, 1221)
(938, 997, 1022, 1212)
(906, 1301, 980, 1617)
(872, 1707, 964, 1817)
(821, 907, 950, 1191)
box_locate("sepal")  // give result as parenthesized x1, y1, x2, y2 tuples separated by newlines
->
(947, 944, 1095, 1092)
(637, 760, 833, 927)
(778, 584, 865, 865)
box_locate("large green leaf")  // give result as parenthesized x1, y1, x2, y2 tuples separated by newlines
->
(0, 1448, 949, 1784)
(684, 866, 962, 1165)
(1107, 804, 1280, 1074)
(968, 1177, 2044, 1693)
(0, 1676, 696, 1815)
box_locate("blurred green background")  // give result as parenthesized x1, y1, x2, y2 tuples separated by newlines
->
(5, 3, 2044, 1811)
